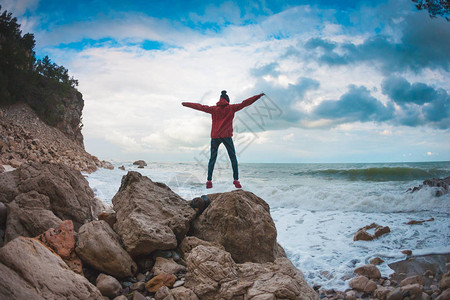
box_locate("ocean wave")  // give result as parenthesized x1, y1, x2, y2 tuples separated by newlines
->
(293, 167, 449, 182)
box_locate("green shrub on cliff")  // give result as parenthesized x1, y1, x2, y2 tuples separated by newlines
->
(0, 6, 80, 127)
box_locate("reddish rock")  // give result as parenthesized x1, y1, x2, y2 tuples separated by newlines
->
(35, 220, 83, 274)
(145, 273, 177, 293)
(402, 250, 413, 256)
(370, 257, 385, 265)
(353, 223, 390, 241)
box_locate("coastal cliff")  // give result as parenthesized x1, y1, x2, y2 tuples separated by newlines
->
(0, 103, 112, 173)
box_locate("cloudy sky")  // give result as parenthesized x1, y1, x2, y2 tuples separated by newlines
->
(3, 0, 450, 163)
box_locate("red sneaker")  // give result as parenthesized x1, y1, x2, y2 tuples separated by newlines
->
(206, 181, 212, 189)
(233, 180, 242, 188)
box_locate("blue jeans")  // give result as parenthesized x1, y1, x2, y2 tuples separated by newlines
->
(207, 137, 238, 181)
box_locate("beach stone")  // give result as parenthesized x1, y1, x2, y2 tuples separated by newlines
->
(155, 286, 170, 300)
(133, 160, 147, 168)
(191, 190, 278, 263)
(113, 296, 128, 300)
(112, 171, 196, 257)
(98, 210, 117, 228)
(386, 287, 403, 300)
(401, 283, 423, 297)
(345, 290, 357, 300)
(389, 254, 450, 283)
(76, 220, 137, 278)
(440, 272, 450, 290)
(132, 291, 147, 300)
(375, 226, 391, 238)
(145, 273, 177, 293)
(130, 281, 145, 291)
(152, 257, 186, 276)
(401, 275, 425, 286)
(96, 273, 122, 298)
(370, 257, 385, 265)
(436, 288, 450, 300)
(353, 223, 390, 241)
(354, 264, 381, 279)
(402, 249, 413, 256)
(375, 286, 394, 299)
(167, 286, 199, 299)
(0, 237, 104, 299)
(349, 276, 377, 292)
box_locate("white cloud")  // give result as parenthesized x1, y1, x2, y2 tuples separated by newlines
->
(24, 1, 450, 162)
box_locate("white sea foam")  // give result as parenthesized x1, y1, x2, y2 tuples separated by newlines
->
(85, 161, 450, 290)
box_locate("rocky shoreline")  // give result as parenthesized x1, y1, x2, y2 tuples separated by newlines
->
(0, 103, 113, 173)
(0, 162, 448, 299)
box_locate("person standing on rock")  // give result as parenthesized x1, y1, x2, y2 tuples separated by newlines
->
(182, 90, 265, 189)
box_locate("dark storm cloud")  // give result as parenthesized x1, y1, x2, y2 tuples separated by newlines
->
(381, 76, 450, 129)
(304, 13, 450, 74)
(381, 75, 438, 106)
(313, 85, 394, 123)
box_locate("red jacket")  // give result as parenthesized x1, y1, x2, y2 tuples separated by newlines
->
(182, 94, 263, 138)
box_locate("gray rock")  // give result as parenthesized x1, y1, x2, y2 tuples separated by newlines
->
(0, 163, 105, 238)
(152, 257, 186, 276)
(354, 264, 381, 279)
(112, 171, 196, 257)
(190, 190, 278, 263)
(0, 237, 104, 299)
(96, 273, 122, 298)
(76, 220, 137, 278)
(5, 191, 62, 242)
(387, 287, 403, 300)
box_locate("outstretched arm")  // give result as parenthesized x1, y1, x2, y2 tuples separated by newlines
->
(182, 102, 213, 113)
(232, 93, 265, 112)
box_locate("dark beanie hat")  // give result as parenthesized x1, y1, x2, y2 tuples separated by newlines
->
(221, 90, 230, 102)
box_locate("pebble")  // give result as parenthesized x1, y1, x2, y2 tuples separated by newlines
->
(173, 280, 185, 288)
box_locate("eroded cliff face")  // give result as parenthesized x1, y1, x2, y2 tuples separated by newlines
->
(55, 89, 84, 148)
(0, 103, 112, 173)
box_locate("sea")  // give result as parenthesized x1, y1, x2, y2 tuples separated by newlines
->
(85, 161, 450, 290)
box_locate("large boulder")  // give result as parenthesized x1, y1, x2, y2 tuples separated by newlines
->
(5, 191, 62, 242)
(184, 244, 318, 300)
(112, 171, 196, 257)
(0, 236, 104, 299)
(0, 162, 105, 241)
(76, 220, 137, 278)
(190, 190, 278, 263)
